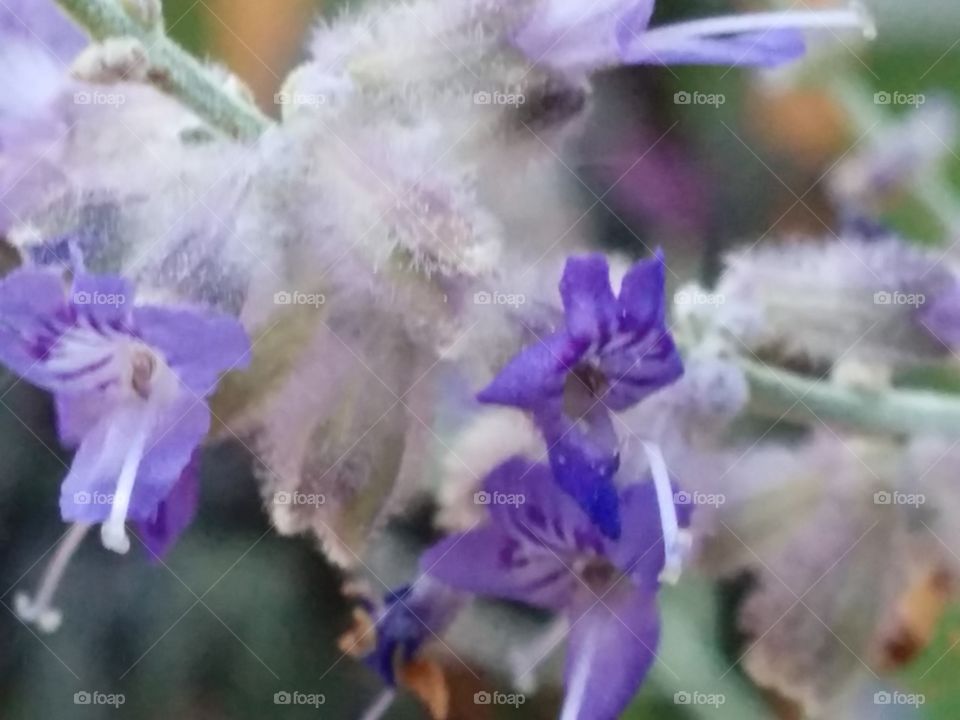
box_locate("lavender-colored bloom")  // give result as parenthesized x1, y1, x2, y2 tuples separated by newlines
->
(478, 253, 682, 537)
(514, 0, 873, 75)
(0, 266, 250, 553)
(367, 578, 463, 686)
(135, 452, 202, 559)
(422, 457, 689, 720)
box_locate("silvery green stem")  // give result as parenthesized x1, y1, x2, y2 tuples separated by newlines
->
(742, 360, 960, 436)
(55, 0, 272, 140)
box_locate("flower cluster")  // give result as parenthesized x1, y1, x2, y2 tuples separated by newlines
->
(366, 253, 689, 719)
(478, 253, 683, 537)
(7, 0, 939, 719)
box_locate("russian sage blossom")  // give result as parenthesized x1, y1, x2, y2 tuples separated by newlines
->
(514, 0, 874, 75)
(478, 253, 682, 538)
(0, 266, 249, 552)
(422, 456, 689, 720)
(0, 264, 249, 629)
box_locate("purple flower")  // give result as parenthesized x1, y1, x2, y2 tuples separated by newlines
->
(0, 266, 250, 554)
(421, 457, 689, 720)
(478, 253, 682, 537)
(366, 578, 463, 686)
(514, 0, 873, 75)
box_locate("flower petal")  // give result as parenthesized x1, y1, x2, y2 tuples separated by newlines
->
(133, 305, 252, 396)
(0, 267, 70, 382)
(55, 391, 111, 448)
(71, 273, 134, 328)
(623, 27, 806, 67)
(560, 254, 619, 344)
(421, 525, 576, 611)
(607, 481, 666, 588)
(537, 409, 622, 539)
(59, 394, 209, 523)
(514, 0, 651, 73)
(617, 251, 667, 331)
(561, 588, 660, 720)
(135, 451, 201, 559)
(484, 456, 609, 555)
(598, 333, 683, 411)
(477, 332, 580, 410)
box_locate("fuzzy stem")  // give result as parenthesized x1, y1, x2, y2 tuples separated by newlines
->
(742, 359, 960, 436)
(55, 0, 273, 140)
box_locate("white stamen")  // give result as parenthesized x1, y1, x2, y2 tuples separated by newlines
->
(14, 523, 90, 634)
(100, 414, 151, 554)
(640, 4, 877, 48)
(359, 689, 396, 720)
(642, 441, 685, 585)
(559, 627, 597, 720)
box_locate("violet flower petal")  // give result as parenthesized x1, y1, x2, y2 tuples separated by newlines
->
(560, 254, 620, 343)
(135, 451, 202, 559)
(621, 24, 806, 67)
(476, 332, 579, 410)
(484, 457, 609, 555)
(561, 588, 660, 720)
(420, 525, 576, 610)
(133, 306, 252, 395)
(58, 395, 209, 524)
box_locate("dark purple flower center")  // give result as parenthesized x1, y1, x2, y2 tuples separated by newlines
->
(563, 362, 607, 418)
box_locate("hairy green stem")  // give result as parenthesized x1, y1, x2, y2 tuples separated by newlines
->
(55, 0, 273, 140)
(743, 360, 960, 436)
